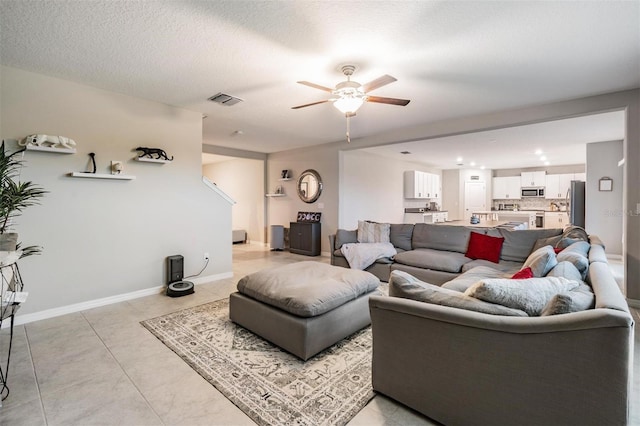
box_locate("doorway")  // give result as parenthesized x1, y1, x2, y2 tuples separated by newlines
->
(464, 181, 487, 221)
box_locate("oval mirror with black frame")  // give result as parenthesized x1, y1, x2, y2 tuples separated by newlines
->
(297, 169, 323, 203)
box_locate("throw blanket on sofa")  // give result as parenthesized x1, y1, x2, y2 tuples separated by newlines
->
(341, 242, 397, 270)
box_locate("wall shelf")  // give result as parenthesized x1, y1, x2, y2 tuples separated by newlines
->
(68, 172, 136, 180)
(265, 193, 286, 197)
(134, 157, 171, 163)
(278, 178, 292, 181)
(25, 145, 76, 154)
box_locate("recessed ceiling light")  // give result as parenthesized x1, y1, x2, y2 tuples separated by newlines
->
(456, 156, 463, 162)
(540, 155, 547, 161)
(535, 149, 543, 155)
(480, 165, 486, 170)
(544, 161, 550, 166)
(470, 161, 476, 167)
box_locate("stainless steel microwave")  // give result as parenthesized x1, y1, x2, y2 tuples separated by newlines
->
(521, 187, 545, 198)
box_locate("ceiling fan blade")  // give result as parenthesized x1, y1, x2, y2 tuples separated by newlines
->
(291, 100, 330, 109)
(361, 75, 397, 92)
(297, 81, 334, 93)
(366, 95, 410, 106)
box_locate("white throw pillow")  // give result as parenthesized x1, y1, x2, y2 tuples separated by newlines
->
(357, 221, 390, 243)
(464, 277, 580, 316)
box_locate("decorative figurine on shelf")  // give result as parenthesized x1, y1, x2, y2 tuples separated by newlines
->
(19, 134, 77, 149)
(135, 147, 174, 161)
(470, 214, 480, 224)
(281, 169, 290, 179)
(111, 161, 123, 175)
(82, 152, 97, 174)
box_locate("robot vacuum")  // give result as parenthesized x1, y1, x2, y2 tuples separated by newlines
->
(166, 280, 194, 297)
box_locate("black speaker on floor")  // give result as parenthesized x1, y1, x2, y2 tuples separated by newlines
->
(166, 255, 194, 297)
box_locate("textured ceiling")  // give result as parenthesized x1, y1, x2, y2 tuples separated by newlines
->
(1, 1, 639, 165)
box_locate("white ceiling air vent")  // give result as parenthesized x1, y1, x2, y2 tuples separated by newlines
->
(208, 92, 244, 106)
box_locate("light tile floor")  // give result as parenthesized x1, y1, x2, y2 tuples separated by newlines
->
(0, 244, 638, 425)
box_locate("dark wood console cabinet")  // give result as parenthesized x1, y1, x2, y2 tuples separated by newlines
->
(289, 222, 321, 256)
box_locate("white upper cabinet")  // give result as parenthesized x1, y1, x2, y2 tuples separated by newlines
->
(404, 171, 440, 199)
(521, 171, 546, 187)
(492, 176, 522, 199)
(545, 173, 586, 199)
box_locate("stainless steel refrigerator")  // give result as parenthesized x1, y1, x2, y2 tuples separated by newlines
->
(566, 180, 586, 228)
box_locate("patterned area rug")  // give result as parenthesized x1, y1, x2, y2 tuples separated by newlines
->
(141, 298, 375, 426)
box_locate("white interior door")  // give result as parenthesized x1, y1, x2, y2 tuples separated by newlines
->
(464, 181, 487, 221)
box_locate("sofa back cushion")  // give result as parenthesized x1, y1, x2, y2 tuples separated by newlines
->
(334, 229, 357, 250)
(412, 224, 501, 253)
(498, 228, 563, 262)
(390, 224, 414, 251)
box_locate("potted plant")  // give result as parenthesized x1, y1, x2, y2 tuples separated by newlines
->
(0, 141, 47, 255)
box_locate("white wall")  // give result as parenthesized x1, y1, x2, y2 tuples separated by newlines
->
(339, 150, 441, 229)
(586, 140, 624, 255)
(1, 66, 232, 318)
(203, 158, 265, 244)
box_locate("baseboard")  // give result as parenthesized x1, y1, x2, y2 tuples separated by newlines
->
(627, 298, 640, 309)
(8, 271, 233, 327)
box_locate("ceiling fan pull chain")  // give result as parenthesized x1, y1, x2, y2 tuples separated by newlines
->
(346, 114, 351, 143)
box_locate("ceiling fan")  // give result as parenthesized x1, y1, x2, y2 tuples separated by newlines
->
(292, 65, 410, 142)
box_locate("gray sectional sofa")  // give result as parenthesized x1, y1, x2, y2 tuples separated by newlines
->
(330, 223, 634, 425)
(330, 223, 564, 283)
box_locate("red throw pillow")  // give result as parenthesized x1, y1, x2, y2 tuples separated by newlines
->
(465, 232, 505, 264)
(511, 267, 534, 279)
(553, 247, 564, 254)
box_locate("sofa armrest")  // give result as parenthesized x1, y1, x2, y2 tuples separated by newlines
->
(369, 295, 633, 426)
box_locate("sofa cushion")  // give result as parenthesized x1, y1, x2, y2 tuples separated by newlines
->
(498, 228, 563, 263)
(464, 276, 580, 316)
(531, 235, 563, 252)
(390, 224, 414, 251)
(541, 283, 595, 315)
(442, 266, 509, 292)
(412, 224, 495, 253)
(389, 270, 528, 317)
(393, 248, 471, 273)
(465, 232, 504, 263)
(335, 229, 357, 250)
(237, 261, 380, 317)
(460, 259, 523, 274)
(522, 245, 558, 277)
(556, 251, 589, 279)
(546, 261, 584, 282)
(357, 221, 390, 243)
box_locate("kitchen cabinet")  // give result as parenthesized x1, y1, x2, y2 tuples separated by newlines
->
(545, 212, 567, 229)
(425, 211, 448, 223)
(289, 222, 321, 256)
(404, 171, 440, 199)
(521, 171, 546, 187)
(497, 211, 536, 229)
(492, 176, 522, 199)
(545, 173, 585, 199)
(404, 211, 448, 224)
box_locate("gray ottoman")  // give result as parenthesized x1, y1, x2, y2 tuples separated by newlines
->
(229, 261, 381, 360)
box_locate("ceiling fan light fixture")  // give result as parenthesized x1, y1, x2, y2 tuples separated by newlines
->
(333, 95, 364, 114)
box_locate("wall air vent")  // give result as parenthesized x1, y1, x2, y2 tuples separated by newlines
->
(207, 92, 244, 106)
(400, 151, 411, 155)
